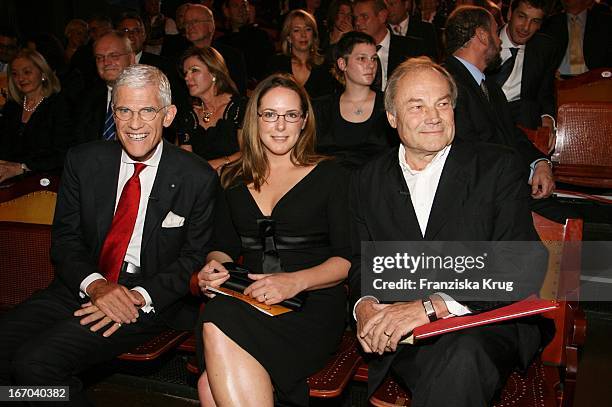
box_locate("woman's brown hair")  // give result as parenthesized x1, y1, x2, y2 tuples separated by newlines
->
(221, 73, 326, 191)
(179, 46, 238, 96)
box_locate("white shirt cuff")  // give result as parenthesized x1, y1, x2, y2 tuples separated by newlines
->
(80, 273, 106, 298)
(132, 286, 155, 313)
(352, 295, 379, 321)
(434, 292, 471, 317)
(541, 114, 556, 130)
(528, 158, 552, 182)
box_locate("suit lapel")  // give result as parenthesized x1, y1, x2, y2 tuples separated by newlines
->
(94, 143, 122, 246)
(382, 153, 425, 241)
(425, 144, 470, 239)
(141, 143, 181, 252)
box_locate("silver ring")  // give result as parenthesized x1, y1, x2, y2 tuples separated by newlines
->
(263, 293, 268, 300)
(116, 322, 122, 327)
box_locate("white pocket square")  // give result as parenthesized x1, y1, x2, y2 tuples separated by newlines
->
(162, 211, 185, 228)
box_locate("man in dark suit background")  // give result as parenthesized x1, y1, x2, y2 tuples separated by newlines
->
(353, 0, 428, 90)
(542, 0, 612, 77)
(74, 31, 135, 144)
(181, 4, 247, 94)
(0, 64, 217, 406)
(443, 6, 555, 202)
(489, 0, 560, 131)
(350, 56, 550, 406)
(385, 0, 440, 60)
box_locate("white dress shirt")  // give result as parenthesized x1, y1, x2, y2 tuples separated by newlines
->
(80, 142, 164, 313)
(377, 30, 391, 90)
(499, 25, 526, 103)
(391, 16, 409, 36)
(353, 144, 472, 320)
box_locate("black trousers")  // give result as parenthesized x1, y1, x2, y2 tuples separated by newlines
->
(0, 279, 166, 407)
(382, 323, 533, 407)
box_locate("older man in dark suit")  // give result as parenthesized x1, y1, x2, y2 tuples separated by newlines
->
(350, 56, 550, 407)
(74, 31, 135, 145)
(0, 64, 216, 406)
(353, 0, 429, 90)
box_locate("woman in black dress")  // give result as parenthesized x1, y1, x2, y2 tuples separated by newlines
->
(0, 49, 73, 183)
(267, 9, 336, 98)
(195, 73, 351, 406)
(313, 31, 394, 170)
(178, 46, 244, 171)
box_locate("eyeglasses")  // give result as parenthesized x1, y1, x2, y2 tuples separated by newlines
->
(258, 110, 303, 123)
(184, 19, 213, 27)
(95, 52, 130, 63)
(113, 105, 169, 121)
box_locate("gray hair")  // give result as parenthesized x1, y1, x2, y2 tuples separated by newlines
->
(112, 64, 172, 107)
(384, 56, 458, 116)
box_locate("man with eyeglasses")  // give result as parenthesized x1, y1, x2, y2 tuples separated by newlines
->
(0, 64, 217, 406)
(178, 3, 247, 93)
(75, 31, 135, 144)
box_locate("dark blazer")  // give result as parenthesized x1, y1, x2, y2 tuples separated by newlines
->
(50, 140, 216, 329)
(444, 56, 544, 169)
(542, 9, 612, 71)
(390, 18, 440, 61)
(349, 142, 548, 393)
(489, 32, 560, 129)
(0, 92, 74, 173)
(387, 33, 429, 79)
(73, 81, 107, 145)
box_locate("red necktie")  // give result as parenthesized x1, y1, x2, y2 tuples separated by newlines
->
(98, 163, 147, 282)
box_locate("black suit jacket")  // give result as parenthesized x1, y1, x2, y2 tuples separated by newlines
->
(543, 9, 612, 71)
(489, 33, 560, 129)
(0, 92, 74, 173)
(50, 140, 217, 329)
(444, 56, 544, 169)
(349, 142, 547, 393)
(387, 34, 429, 79)
(74, 81, 107, 145)
(390, 18, 440, 61)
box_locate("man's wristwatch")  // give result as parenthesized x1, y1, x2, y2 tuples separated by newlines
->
(422, 298, 438, 322)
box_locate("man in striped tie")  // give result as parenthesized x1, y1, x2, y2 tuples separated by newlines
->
(75, 31, 135, 144)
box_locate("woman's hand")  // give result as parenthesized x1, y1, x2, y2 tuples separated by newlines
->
(244, 273, 306, 305)
(197, 260, 231, 298)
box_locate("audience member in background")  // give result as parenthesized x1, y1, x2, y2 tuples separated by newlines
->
(386, 0, 439, 60)
(267, 9, 335, 98)
(175, 2, 191, 35)
(74, 31, 135, 144)
(542, 0, 612, 77)
(320, 0, 354, 54)
(25, 33, 67, 79)
(69, 15, 113, 86)
(63, 19, 89, 65)
(353, 0, 427, 91)
(0, 28, 20, 110)
(195, 73, 350, 407)
(142, 0, 179, 55)
(177, 47, 244, 171)
(218, 0, 275, 84)
(182, 4, 247, 94)
(0, 49, 73, 183)
(488, 0, 559, 132)
(314, 32, 394, 170)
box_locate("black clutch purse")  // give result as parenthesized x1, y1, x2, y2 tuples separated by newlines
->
(222, 262, 306, 310)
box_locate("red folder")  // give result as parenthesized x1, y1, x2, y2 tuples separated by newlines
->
(400, 295, 558, 345)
